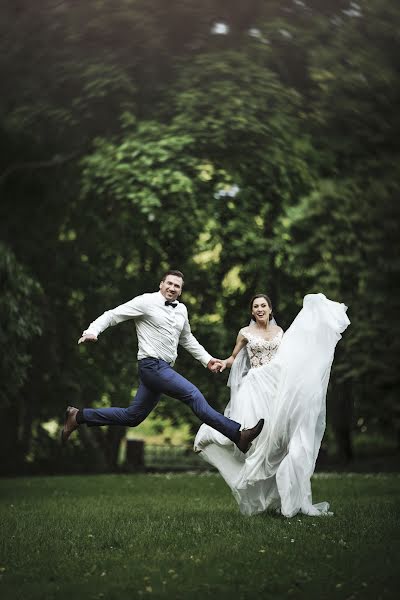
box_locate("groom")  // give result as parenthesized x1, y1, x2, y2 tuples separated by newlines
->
(62, 270, 264, 452)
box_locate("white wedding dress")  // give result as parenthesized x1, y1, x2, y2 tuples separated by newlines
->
(194, 293, 350, 518)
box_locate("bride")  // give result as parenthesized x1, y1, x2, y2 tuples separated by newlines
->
(194, 292, 350, 518)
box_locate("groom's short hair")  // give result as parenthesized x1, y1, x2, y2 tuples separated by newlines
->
(161, 270, 184, 285)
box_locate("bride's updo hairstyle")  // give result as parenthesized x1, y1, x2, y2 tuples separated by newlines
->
(250, 294, 273, 322)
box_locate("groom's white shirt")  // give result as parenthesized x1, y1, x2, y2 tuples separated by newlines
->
(83, 291, 212, 367)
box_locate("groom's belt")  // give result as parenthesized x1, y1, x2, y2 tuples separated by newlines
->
(139, 357, 174, 367)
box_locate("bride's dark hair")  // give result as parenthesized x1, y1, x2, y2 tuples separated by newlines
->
(250, 294, 273, 322)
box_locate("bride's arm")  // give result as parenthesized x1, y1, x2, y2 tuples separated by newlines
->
(219, 331, 247, 372)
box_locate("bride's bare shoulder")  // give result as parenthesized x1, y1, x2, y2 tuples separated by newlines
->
(271, 324, 284, 335)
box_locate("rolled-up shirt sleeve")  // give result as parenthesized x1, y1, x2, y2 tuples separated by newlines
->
(179, 311, 213, 367)
(83, 295, 146, 338)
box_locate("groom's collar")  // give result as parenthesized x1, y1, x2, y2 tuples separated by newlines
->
(156, 291, 180, 305)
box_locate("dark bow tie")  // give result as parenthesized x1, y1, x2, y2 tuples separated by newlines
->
(165, 300, 178, 308)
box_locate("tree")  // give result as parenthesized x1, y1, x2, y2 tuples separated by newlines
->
(0, 243, 43, 473)
(1, 0, 398, 472)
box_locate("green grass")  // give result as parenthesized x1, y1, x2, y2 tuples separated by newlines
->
(0, 473, 399, 599)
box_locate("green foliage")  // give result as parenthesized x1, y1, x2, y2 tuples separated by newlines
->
(81, 121, 205, 251)
(0, 244, 44, 474)
(0, 243, 43, 406)
(0, 0, 398, 471)
(275, 169, 400, 433)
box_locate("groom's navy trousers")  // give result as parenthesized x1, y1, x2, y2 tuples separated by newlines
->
(82, 357, 241, 443)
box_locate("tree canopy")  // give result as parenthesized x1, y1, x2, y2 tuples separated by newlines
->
(1, 0, 398, 473)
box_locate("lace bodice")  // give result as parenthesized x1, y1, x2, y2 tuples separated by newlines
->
(240, 326, 283, 369)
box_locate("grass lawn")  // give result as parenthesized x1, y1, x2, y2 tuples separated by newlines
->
(0, 472, 399, 599)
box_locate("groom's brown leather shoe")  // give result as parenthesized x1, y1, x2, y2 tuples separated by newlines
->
(61, 406, 80, 444)
(235, 419, 265, 453)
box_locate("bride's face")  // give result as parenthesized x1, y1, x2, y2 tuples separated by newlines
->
(252, 298, 271, 324)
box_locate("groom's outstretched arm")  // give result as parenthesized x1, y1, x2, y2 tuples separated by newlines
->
(78, 294, 146, 344)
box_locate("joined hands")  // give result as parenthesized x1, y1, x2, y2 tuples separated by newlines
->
(207, 358, 228, 373)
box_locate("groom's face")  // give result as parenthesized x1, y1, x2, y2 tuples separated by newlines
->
(159, 274, 183, 302)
